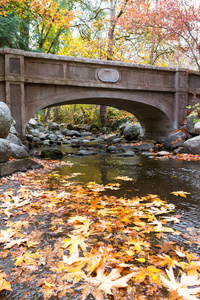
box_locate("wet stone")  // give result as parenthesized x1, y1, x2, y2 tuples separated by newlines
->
(48, 133, 57, 141)
(157, 151, 170, 156)
(41, 148, 63, 158)
(116, 150, 135, 157)
(9, 143, 29, 159)
(0, 139, 11, 162)
(107, 145, 117, 153)
(76, 150, 97, 156)
(0, 102, 12, 138)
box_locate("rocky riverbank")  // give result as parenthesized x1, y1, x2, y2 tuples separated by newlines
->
(26, 109, 200, 158)
(0, 102, 41, 175)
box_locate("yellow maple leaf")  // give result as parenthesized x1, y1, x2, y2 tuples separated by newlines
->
(62, 235, 87, 254)
(115, 176, 133, 181)
(0, 273, 12, 292)
(171, 191, 191, 198)
(151, 254, 180, 268)
(15, 255, 24, 266)
(134, 266, 162, 285)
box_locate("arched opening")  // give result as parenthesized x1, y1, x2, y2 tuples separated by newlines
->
(25, 85, 174, 140)
(33, 104, 138, 133)
(26, 103, 141, 151)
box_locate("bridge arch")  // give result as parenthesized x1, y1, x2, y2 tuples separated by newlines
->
(25, 86, 174, 139)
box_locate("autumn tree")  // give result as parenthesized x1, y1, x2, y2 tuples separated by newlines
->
(0, 0, 75, 53)
(117, 0, 200, 69)
(0, 0, 76, 122)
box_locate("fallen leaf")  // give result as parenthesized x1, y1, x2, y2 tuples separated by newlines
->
(171, 191, 191, 198)
(161, 267, 200, 300)
(87, 262, 137, 295)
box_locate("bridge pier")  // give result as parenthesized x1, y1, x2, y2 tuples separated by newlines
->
(3, 52, 26, 134)
(173, 70, 189, 129)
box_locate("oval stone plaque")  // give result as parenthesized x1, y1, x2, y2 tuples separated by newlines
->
(98, 68, 119, 83)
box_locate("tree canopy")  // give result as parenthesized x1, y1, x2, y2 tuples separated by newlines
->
(0, 0, 200, 68)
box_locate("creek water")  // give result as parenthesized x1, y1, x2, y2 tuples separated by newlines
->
(56, 152, 200, 252)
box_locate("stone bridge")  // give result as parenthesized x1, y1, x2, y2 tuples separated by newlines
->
(0, 48, 200, 139)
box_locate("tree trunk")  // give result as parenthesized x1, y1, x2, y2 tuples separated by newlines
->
(107, 0, 116, 60)
(100, 105, 107, 127)
(53, 107, 59, 122)
(43, 108, 51, 123)
(100, 0, 117, 127)
(19, 3, 30, 51)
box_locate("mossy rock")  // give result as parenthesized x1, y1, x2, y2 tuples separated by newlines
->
(41, 148, 63, 158)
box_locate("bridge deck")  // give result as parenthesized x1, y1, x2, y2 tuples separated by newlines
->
(0, 48, 200, 138)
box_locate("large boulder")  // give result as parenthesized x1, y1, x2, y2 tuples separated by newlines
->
(41, 148, 63, 158)
(5, 133, 23, 147)
(0, 102, 12, 138)
(28, 118, 38, 129)
(123, 124, 141, 140)
(48, 133, 57, 141)
(194, 122, 200, 135)
(48, 122, 60, 131)
(61, 128, 81, 137)
(133, 143, 154, 152)
(10, 120, 18, 135)
(163, 130, 187, 149)
(186, 111, 198, 135)
(28, 128, 40, 137)
(104, 134, 119, 143)
(0, 139, 11, 163)
(0, 158, 41, 177)
(119, 121, 131, 133)
(183, 136, 200, 154)
(36, 124, 45, 132)
(9, 143, 29, 159)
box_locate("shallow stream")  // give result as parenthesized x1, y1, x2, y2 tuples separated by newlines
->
(58, 153, 200, 231)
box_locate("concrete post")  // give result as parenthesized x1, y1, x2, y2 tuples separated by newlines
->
(5, 52, 25, 134)
(174, 70, 189, 129)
